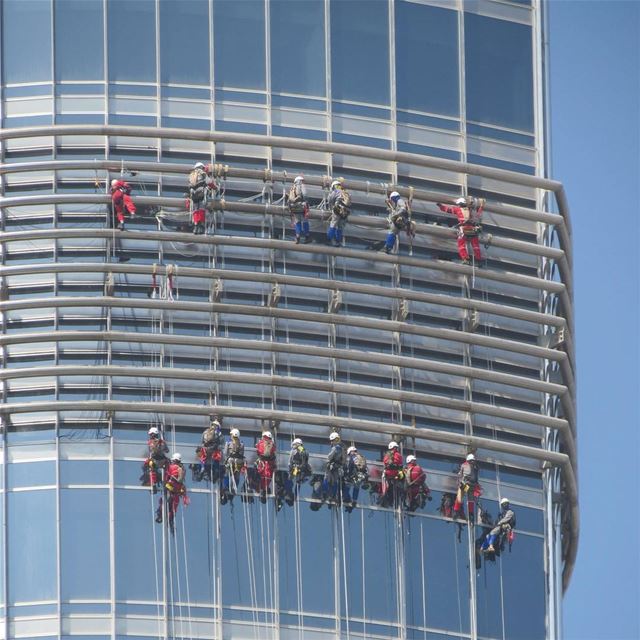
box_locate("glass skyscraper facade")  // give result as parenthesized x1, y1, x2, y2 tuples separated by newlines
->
(0, 1, 576, 639)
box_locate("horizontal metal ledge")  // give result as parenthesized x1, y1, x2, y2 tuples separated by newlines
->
(0, 364, 569, 433)
(0, 226, 567, 296)
(0, 158, 568, 229)
(0, 124, 572, 233)
(0, 192, 565, 266)
(0, 261, 567, 330)
(0, 295, 568, 364)
(0, 330, 568, 397)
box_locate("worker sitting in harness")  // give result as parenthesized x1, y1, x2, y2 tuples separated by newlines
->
(343, 445, 368, 513)
(453, 453, 481, 520)
(326, 180, 351, 247)
(437, 196, 486, 265)
(188, 161, 218, 235)
(140, 426, 169, 494)
(288, 175, 311, 244)
(285, 438, 312, 506)
(481, 498, 516, 553)
(192, 416, 223, 483)
(380, 441, 404, 508)
(404, 455, 431, 512)
(110, 178, 136, 230)
(155, 452, 189, 534)
(221, 428, 245, 505)
(255, 430, 277, 503)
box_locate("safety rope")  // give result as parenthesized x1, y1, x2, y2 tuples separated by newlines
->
(179, 507, 194, 640)
(339, 491, 351, 640)
(293, 489, 304, 640)
(241, 492, 259, 638)
(360, 507, 367, 640)
(150, 485, 162, 640)
(420, 521, 427, 640)
(453, 525, 464, 634)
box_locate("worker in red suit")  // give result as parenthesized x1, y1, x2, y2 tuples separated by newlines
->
(155, 452, 189, 533)
(437, 196, 485, 265)
(380, 441, 404, 508)
(187, 162, 218, 235)
(255, 430, 277, 503)
(404, 455, 431, 512)
(110, 179, 136, 230)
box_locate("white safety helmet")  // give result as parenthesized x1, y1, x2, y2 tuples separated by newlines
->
(329, 432, 340, 442)
(111, 179, 119, 188)
(148, 426, 159, 437)
(500, 497, 510, 506)
(294, 175, 304, 184)
(171, 452, 182, 463)
(262, 431, 273, 439)
(455, 197, 467, 206)
(230, 428, 240, 438)
(388, 441, 399, 450)
(389, 191, 400, 202)
(406, 454, 417, 464)
(347, 446, 357, 455)
(466, 453, 475, 462)
(194, 162, 205, 170)
(292, 438, 303, 447)
(331, 180, 342, 190)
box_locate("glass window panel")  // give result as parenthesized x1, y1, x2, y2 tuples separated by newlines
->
(213, 0, 266, 90)
(424, 518, 470, 634)
(7, 461, 56, 488)
(2, 0, 52, 84)
(270, 0, 325, 96)
(60, 489, 110, 600)
(107, 0, 156, 83)
(465, 14, 534, 132)
(395, 1, 459, 116)
(54, 0, 104, 81)
(160, 0, 209, 85)
(114, 489, 163, 601)
(502, 534, 546, 639)
(60, 460, 109, 485)
(330, 0, 389, 105)
(8, 490, 57, 603)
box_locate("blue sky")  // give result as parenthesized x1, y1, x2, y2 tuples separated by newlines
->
(548, 1, 640, 638)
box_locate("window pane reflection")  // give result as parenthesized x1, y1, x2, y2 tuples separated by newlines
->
(395, 1, 459, 116)
(160, 0, 210, 85)
(2, 0, 52, 84)
(60, 489, 110, 600)
(55, 0, 104, 81)
(8, 490, 57, 603)
(114, 489, 163, 602)
(270, 0, 325, 97)
(330, 0, 390, 105)
(213, 0, 266, 90)
(108, 0, 156, 83)
(465, 13, 534, 132)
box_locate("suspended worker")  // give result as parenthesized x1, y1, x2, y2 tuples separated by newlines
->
(383, 191, 414, 254)
(437, 196, 485, 265)
(193, 416, 223, 483)
(481, 498, 516, 553)
(285, 437, 311, 506)
(321, 432, 346, 506)
(380, 441, 404, 508)
(404, 455, 431, 512)
(343, 445, 368, 513)
(110, 178, 136, 230)
(326, 179, 351, 247)
(188, 161, 218, 235)
(288, 175, 311, 244)
(255, 430, 277, 503)
(140, 426, 169, 493)
(221, 427, 245, 505)
(155, 452, 189, 533)
(453, 453, 481, 520)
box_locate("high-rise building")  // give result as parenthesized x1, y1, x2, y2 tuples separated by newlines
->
(0, 1, 576, 639)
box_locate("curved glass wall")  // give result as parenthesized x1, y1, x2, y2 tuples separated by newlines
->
(0, 1, 574, 639)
